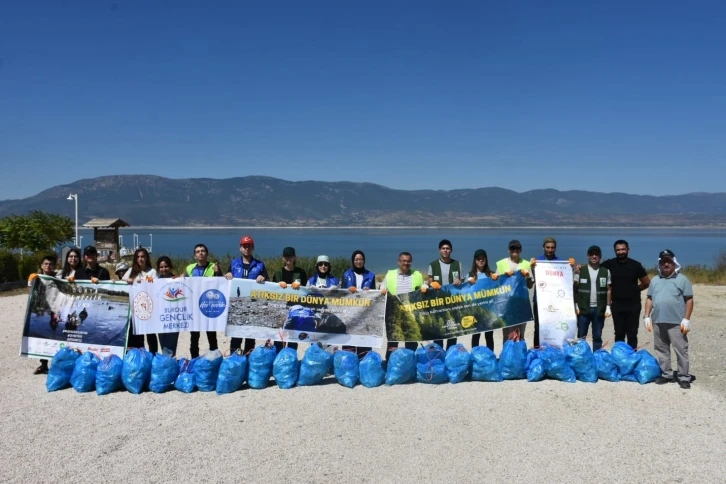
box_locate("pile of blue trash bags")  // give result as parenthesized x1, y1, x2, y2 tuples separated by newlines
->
(46, 340, 662, 394)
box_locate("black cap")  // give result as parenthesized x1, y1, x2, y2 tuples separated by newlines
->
(508, 240, 522, 250)
(83, 245, 98, 256)
(659, 249, 675, 260)
(587, 245, 602, 256)
(474, 249, 487, 258)
(282, 247, 296, 257)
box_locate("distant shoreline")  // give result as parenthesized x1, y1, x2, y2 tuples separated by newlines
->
(126, 225, 726, 230)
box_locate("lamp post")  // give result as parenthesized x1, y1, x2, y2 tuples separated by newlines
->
(67, 193, 78, 247)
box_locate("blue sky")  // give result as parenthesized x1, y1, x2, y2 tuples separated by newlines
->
(1, 1, 725, 199)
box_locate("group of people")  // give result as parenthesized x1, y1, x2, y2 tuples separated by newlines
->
(28, 236, 695, 389)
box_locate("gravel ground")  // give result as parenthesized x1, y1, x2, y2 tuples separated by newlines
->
(1, 286, 724, 483)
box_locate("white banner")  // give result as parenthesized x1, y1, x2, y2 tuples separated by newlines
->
(130, 277, 231, 334)
(534, 260, 577, 348)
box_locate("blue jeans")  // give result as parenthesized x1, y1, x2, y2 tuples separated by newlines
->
(577, 307, 604, 351)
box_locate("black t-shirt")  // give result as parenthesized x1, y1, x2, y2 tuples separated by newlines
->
(84, 264, 111, 281)
(273, 267, 308, 285)
(602, 258, 647, 304)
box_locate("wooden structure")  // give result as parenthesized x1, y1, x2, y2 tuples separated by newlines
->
(82, 218, 130, 262)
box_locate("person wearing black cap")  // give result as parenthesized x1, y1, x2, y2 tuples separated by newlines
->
(272, 247, 308, 352)
(495, 240, 534, 343)
(82, 245, 110, 281)
(574, 246, 611, 351)
(644, 250, 694, 389)
(225, 235, 268, 355)
(601, 240, 650, 348)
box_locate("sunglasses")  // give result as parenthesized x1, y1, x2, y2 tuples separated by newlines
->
(317, 262, 330, 267)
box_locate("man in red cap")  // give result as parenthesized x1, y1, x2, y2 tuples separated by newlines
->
(225, 235, 269, 354)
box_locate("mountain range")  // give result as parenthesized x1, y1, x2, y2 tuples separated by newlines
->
(1, 175, 725, 227)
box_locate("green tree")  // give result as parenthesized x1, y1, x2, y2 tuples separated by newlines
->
(0, 211, 74, 252)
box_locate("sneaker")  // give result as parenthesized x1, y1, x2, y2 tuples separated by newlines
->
(678, 381, 691, 390)
(655, 377, 674, 385)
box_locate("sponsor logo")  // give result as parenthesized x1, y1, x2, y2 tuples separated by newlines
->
(460, 315, 476, 329)
(133, 291, 154, 320)
(163, 287, 186, 302)
(100, 348, 111, 353)
(88, 347, 99, 351)
(199, 289, 227, 318)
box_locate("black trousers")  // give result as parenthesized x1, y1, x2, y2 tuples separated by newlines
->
(386, 341, 418, 361)
(190, 331, 218, 358)
(433, 338, 458, 350)
(273, 341, 298, 353)
(230, 337, 256, 354)
(343, 346, 373, 359)
(471, 332, 494, 351)
(612, 302, 641, 349)
(533, 303, 541, 347)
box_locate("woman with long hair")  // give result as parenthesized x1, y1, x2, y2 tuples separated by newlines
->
(154, 256, 179, 356)
(468, 249, 496, 351)
(58, 247, 87, 280)
(123, 248, 159, 353)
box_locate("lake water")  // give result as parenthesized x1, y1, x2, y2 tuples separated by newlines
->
(73, 228, 726, 273)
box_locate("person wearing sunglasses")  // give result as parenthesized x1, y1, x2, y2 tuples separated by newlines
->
(308, 255, 339, 289)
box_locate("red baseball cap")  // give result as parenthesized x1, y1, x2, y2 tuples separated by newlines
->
(240, 236, 254, 246)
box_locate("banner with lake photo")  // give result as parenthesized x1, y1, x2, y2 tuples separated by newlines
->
(20, 276, 131, 359)
(226, 279, 386, 347)
(130, 277, 231, 334)
(533, 260, 577, 348)
(385, 272, 534, 341)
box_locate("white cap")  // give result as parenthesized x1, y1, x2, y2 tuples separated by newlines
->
(316, 255, 330, 264)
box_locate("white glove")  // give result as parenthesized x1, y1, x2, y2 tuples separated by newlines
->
(605, 305, 611, 318)
(643, 316, 653, 332)
(680, 318, 691, 335)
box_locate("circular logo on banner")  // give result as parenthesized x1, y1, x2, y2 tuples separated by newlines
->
(134, 291, 154, 320)
(199, 289, 227, 318)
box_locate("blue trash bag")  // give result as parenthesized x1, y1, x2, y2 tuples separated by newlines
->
(334, 350, 360, 388)
(174, 358, 197, 393)
(564, 340, 598, 383)
(298, 344, 334, 386)
(539, 346, 576, 383)
(96, 354, 124, 395)
(500, 339, 527, 380)
(47, 347, 81, 392)
(416, 343, 447, 384)
(445, 344, 472, 384)
(611, 342, 641, 377)
(216, 352, 248, 394)
(248, 344, 278, 389)
(593, 349, 621, 382)
(273, 348, 299, 389)
(122, 348, 153, 394)
(526, 349, 545, 382)
(194, 349, 223, 392)
(149, 351, 179, 393)
(471, 346, 502, 382)
(385, 348, 416, 385)
(359, 351, 385, 388)
(634, 349, 662, 384)
(284, 305, 318, 332)
(70, 351, 100, 392)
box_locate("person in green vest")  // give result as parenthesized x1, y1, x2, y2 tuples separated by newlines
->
(272, 246, 308, 353)
(495, 240, 534, 343)
(381, 251, 425, 360)
(182, 243, 222, 358)
(575, 245, 612, 351)
(427, 239, 463, 350)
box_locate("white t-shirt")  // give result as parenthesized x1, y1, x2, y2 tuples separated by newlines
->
(123, 268, 158, 283)
(354, 273, 363, 289)
(587, 265, 611, 307)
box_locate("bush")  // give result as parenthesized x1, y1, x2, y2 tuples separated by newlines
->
(0, 250, 46, 283)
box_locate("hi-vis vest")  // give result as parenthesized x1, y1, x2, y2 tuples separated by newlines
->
(429, 259, 462, 284)
(577, 266, 609, 315)
(385, 270, 424, 296)
(495, 258, 531, 275)
(186, 263, 217, 277)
